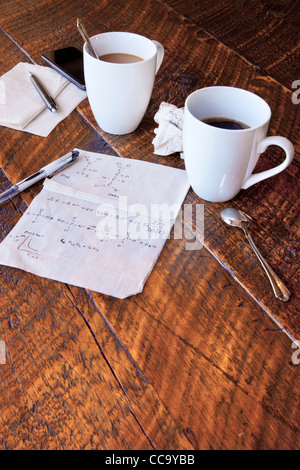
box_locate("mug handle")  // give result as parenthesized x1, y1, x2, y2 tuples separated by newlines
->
(152, 40, 164, 73)
(242, 136, 294, 189)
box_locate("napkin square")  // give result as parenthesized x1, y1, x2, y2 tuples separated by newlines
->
(0, 62, 87, 136)
(0, 150, 190, 298)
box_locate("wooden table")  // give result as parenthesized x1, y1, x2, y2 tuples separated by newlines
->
(0, 0, 299, 451)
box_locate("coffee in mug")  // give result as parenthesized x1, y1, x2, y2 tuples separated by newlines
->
(183, 86, 294, 202)
(201, 117, 250, 130)
(98, 52, 144, 63)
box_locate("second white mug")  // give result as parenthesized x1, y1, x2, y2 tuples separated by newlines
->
(183, 86, 294, 202)
(83, 32, 164, 135)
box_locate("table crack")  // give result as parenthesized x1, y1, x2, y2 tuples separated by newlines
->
(64, 285, 156, 449)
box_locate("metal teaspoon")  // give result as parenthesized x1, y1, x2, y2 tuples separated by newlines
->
(77, 18, 99, 59)
(220, 207, 291, 302)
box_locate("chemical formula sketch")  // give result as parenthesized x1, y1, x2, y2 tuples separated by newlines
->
(75, 153, 132, 195)
(48, 151, 134, 203)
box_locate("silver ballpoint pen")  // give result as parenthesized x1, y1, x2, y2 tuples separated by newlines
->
(0, 150, 80, 204)
(29, 72, 57, 113)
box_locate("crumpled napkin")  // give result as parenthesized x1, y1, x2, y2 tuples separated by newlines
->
(152, 102, 184, 158)
(0, 62, 87, 137)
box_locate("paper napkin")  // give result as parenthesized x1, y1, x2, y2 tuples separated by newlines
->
(152, 102, 184, 157)
(0, 62, 86, 136)
(0, 150, 190, 298)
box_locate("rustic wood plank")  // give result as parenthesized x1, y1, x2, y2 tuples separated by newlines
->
(84, 233, 300, 450)
(163, 0, 300, 89)
(0, 0, 299, 451)
(0, 267, 152, 450)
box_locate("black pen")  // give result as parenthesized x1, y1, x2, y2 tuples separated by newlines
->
(0, 150, 79, 204)
(29, 72, 57, 113)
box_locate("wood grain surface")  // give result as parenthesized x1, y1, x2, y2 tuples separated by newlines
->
(165, 0, 300, 89)
(0, 0, 299, 451)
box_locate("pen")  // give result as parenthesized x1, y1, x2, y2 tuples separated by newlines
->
(29, 72, 57, 113)
(0, 150, 80, 204)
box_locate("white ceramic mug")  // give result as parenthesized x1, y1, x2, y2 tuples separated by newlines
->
(183, 86, 294, 202)
(83, 32, 164, 135)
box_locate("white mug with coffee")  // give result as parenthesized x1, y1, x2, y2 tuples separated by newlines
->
(183, 86, 294, 202)
(83, 32, 164, 135)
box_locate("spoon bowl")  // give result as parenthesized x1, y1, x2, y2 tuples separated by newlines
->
(220, 207, 251, 227)
(220, 207, 290, 302)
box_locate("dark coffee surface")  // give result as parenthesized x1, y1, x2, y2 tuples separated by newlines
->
(202, 116, 250, 130)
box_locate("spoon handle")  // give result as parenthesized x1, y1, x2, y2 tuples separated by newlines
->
(244, 231, 291, 302)
(77, 18, 98, 59)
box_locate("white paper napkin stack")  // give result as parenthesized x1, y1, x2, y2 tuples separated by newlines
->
(0, 62, 87, 136)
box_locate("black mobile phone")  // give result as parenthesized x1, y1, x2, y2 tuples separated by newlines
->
(41, 46, 86, 90)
